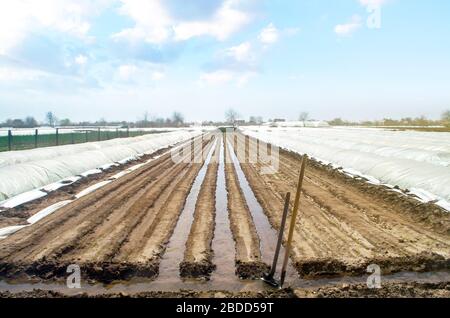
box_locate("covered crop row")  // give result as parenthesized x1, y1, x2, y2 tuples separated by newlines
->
(0, 130, 203, 202)
(242, 127, 450, 209)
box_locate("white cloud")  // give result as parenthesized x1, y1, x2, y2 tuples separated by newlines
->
(236, 72, 256, 87)
(258, 23, 279, 45)
(199, 69, 256, 87)
(116, 63, 165, 84)
(114, 0, 251, 44)
(114, 0, 172, 44)
(200, 70, 234, 84)
(118, 64, 138, 81)
(224, 42, 253, 62)
(334, 15, 362, 36)
(0, 0, 109, 54)
(0, 67, 47, 81)
(151, 71, 165, 81)
(75, 54, 88, 66)
(358, 0, 387, 7)
(173, 0, 250, 41)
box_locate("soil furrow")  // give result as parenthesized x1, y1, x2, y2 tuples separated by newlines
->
(180, 139, 221, 278)
(224, 139, 268, 279)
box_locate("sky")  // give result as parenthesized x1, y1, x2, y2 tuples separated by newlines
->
(0, 0, 449, 123)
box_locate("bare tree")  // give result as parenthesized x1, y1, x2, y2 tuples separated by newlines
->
(225, 109, 239, 125)
(46, 112, 56, 127)
(172, 112, 185, 127)
(299, 112, 309, 127)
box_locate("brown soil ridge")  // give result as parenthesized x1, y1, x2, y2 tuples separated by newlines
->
(236, 133, 450, 278)
(180, 138, 221, 279)
(0, 136, 213, 283)
(224, 139, 268, 279)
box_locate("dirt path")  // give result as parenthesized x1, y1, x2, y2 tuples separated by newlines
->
(0, 136, 213, 282)
(234, 133, 450, 277)
(180, 138, 220, 278)
(224, 140, 268, 279)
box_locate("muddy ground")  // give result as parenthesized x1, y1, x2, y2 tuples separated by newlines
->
(0, 131, 449, 297)
(0, 137, 214, 282)
(1, 282, 448, 298)
(233, 133, 449, 277)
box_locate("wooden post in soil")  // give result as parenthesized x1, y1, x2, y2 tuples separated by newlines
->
(280, 154, 307, 287)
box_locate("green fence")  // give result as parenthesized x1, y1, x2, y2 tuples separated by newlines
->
(0, 128, 168, 152)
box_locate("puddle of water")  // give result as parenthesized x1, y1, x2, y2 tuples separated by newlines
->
(225, 137, 299, 286)
(209, 136, 240, 284)
(151, 138, 218, 287)
(149, 135, 266, 292)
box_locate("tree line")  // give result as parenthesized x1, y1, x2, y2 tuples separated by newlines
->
(0, 111, 188, 129)
(2, 109, 450, 129)
(328, 111, 450, 127)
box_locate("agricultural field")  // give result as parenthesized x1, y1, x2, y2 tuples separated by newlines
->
(0, 128, 448, 298)
(0, 128, 170, 152)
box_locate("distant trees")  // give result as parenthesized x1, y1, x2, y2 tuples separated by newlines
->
(96, 118, 107, 126)
(225, 109, 239, 125)
(327, 115, 447, 127)
(442, 110, 450, 127)
(24, 116, 38, 127)
(299, 112, 309, 126)
(134, 111, 186, 128)
(249, 116, 264, 125)
(59, 118, 72, 126)
(0, 117, 38, 128)
(328, 118, 347, 126)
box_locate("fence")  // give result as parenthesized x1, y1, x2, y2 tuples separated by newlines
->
(0, 127, 167, 152)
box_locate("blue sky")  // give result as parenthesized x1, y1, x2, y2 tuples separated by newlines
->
(0, 0, 449, 122)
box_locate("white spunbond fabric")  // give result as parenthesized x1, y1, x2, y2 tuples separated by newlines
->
(0, 225, 29, 237)
(0, 130, 202, 201)
(242, 127, 450, 206)
(27, 200, 73, 224)
(0, 189, 48, 209)
(0, 131, 173, 168)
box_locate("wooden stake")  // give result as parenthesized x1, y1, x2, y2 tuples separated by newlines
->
(280, 154, 307, 287)
(267, 192, 291, 278)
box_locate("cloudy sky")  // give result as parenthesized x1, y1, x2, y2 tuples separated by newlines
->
(0, 0, 449, 122)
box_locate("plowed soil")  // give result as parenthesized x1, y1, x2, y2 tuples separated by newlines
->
(0, 130, 449, 298)
(235, 132, 450, 277)
(0, 137, 214, 282)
